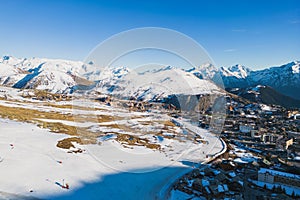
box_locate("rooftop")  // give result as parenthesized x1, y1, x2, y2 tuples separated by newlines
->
(258, 168, 300, 180)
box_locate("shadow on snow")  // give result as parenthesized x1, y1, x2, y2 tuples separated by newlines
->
(47, 166, 192, 200)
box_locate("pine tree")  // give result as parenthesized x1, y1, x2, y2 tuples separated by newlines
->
(282, 187, 286, 194)
(291, 191, 295, 198)
(278, 186, 282, 193)
(272, 185, 276, 192)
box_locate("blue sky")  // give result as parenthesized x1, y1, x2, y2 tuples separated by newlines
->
(0, 0, 299, 69)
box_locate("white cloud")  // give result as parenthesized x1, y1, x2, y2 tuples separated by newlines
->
(224, 49, 237, 52)
(289, 20, 300, 24)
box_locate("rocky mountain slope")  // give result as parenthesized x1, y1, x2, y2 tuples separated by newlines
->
(219, 61, 300, 100)
(227, 85, 300, 109)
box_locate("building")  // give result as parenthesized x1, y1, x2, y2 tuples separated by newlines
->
(239, 124, 254, 134)
(287, 110, 299, 118)
(276, 137, 294, 150)
(294, 114, 300, 120)
(250, 130, 261, 138)
(258, 168, 300, 188)
(261, 133, 279, 144)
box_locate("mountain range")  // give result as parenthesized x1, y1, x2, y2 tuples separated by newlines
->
(0, 56, 93, 93)
(0, 56, 221, 100)
(0, 55, 299, 108)
(218, 62, 300, 100)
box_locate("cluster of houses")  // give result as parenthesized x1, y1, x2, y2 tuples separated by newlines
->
(173, 141, 300, 199)
(174, 166, 245, 199)
(172, 94, 300, 199)
(21, 90, 72, 101)
(174, 166, 244, 199)
(219, 95, 300, 164)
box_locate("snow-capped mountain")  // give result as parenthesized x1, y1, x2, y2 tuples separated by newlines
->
(0, 56, 222, 99)
(1, 55, 298, 101)
(220, 61, 300, 100)
(0, 56, 94, 93)
(186, 61, 300, 101)
(221, 64, 251, 79)
(95, 65, 221, 101)
(186, 63, 218, 79)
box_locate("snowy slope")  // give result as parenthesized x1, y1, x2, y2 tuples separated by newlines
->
(3, 55, 298, 100)
(95, 66, 222, 101)
(186, 63, 218, 80)
(0, 108, 224, 199)
(0, 56, 222, 98)
(0, 56, 95, 93)
(221, 64, 251, 79)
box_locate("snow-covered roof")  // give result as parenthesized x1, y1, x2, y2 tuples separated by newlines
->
(204, 186, 211, 194)
(217, 185, 224, 193)
(228, 171, 236, 178)
(233, 157, 255, 164)
(258, 168, 300, 180)
(217, 184, 229, 193)
(202, 179, 210, 187)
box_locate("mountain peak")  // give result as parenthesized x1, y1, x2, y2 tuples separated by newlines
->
(221, 64, 251, 79)
(221, 61, 300, 100)
(228, 64, 251, 73)
(155, 65, 175, 72)
(281, 61, 299, 74)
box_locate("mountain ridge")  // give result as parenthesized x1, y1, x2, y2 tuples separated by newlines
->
(1, 55, 299, 105)
(190, 60, 300, 100)
(0, 56, 223, 100)
(227, 85, 300, 109)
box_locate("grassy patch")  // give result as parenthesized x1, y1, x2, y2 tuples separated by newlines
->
(56, 137, 82, 149)
(116, 134, 160, 150)
(44, 103, 106, 111)
(0, 100, 177, 151)
(0, 104, 102, 146)
(163, 120, 176, 127)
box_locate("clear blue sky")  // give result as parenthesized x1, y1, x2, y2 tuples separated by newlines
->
(0, 0, 299, 69)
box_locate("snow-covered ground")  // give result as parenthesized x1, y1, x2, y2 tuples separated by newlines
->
(0, 81, 226, 199)
(0, 118, 104, 198)
(0, 109, 224, 199)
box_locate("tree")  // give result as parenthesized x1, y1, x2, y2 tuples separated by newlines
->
(282, 187, 286, 194)
(291, 191, 295, 198)
(272, 185, 276, 192)
(274, 185, 280, 193)
(263, 184, 267, 190)
(278, 186, 282, 193)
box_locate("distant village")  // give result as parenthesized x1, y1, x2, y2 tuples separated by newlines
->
(172, 93, 300, 199)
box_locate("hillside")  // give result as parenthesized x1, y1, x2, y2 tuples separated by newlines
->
(227, 85, 300, 109)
